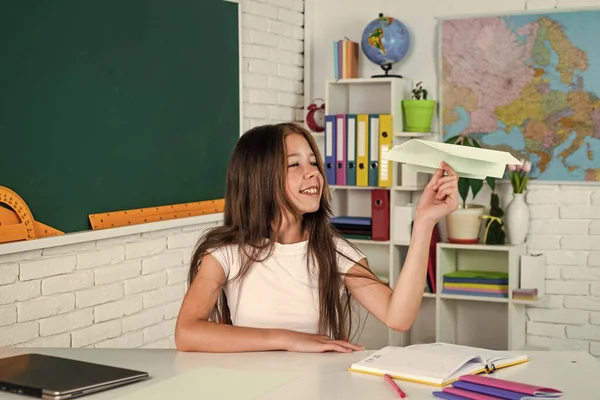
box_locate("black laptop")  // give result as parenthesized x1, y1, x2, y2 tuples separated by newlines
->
(0, 353, 149, 399)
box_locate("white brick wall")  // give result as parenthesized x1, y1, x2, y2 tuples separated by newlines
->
(525, 184, 600, 355)
(0, 0, 307, 350)
(0, 222, 218, 348)
(241, 0, 305, 131)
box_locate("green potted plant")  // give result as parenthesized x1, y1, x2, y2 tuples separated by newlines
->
(401, 81, 436, 132)
(443, 134, 494, 244)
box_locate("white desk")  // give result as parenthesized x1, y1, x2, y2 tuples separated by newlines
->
(0, 348, 598, 399)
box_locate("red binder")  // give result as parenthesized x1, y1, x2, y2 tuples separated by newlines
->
(371, 189, 389, 241)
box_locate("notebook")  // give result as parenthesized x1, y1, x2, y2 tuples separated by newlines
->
(457, 375, 562, 397)
(437, 386, 541, 400)
(434, 387, 502, 400)
(348, 342, 529, 387)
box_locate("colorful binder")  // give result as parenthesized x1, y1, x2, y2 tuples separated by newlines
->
(378, 114, 392, 187)
(356, 114, 369, 186)
(335, 114, 347, 186)
(324, 115, 336, 185)
(368, 114, 379, 187)
(346, 114, 357, 186)
(371, 189, 390, 241)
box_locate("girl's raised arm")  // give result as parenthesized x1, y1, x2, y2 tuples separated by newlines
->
(344, 161, 459, 332)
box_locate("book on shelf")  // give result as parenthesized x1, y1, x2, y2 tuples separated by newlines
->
(333, 39, 358, 79)
(349, 342, 529, 387)
(331, 216, 372, 240)
(442, 270, 509, 298)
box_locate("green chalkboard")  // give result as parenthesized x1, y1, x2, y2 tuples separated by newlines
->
(0, 0, 239, 233)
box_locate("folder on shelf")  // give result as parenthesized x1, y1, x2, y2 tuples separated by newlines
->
(356, 114, 369, 186)
(346, 114, 357, 186)
(384, 139, 522, 179)
(335, 114, 347, 186)
(368, 114, 380, 187)
(378, 114, 393, 187)
(371, 189, 389, 241)
(324, 115, 336, 185)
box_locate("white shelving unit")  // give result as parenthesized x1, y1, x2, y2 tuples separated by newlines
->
(403, 242, 543, 351)
(311, 78, 540, 351)
(312, 77, 436, 349)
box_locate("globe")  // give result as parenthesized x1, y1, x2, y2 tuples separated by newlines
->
(361, 13, 410, 78)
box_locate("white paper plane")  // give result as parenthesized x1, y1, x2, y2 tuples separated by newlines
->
(383, 139, 522, 179)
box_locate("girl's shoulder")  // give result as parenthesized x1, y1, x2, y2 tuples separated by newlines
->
(206, 243, 240, 275)
(333, 236, 366, 273)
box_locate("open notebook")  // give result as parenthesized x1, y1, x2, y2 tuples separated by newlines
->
(349, 342, 529, 387)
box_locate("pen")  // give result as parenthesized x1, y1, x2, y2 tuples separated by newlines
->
(384, 374, 406, 398)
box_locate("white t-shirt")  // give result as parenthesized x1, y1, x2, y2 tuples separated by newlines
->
(209, 238, 365, 334)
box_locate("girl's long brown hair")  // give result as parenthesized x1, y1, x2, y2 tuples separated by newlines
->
(188, 123, 378, 341)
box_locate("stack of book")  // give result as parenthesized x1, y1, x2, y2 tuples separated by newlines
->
(333, 39, 358, 79)
(330, 216, 371, 240)
(442, 270, 509, 298)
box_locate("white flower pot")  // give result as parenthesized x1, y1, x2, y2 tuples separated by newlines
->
(445, 204, 485, 244)
(505, 193, 530, 245)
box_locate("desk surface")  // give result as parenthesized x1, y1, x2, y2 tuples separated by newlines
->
(0, 347, 598, 399)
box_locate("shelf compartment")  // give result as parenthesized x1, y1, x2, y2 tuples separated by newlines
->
(439, 293, 509, 304)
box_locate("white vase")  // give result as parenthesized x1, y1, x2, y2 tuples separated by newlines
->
(505, 193, 530, 245)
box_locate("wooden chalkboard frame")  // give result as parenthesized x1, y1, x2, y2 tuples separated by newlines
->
(0, 0, 241, 234)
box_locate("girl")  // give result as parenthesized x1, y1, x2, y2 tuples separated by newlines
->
(175, 122, 458, 353)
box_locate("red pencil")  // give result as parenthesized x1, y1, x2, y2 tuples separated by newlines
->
(384, 374, 406, 398)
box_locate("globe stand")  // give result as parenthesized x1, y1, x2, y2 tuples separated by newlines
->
(372, 63, 403, 78)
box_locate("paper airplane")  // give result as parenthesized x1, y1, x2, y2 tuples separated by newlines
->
(384, 139, 522, 179)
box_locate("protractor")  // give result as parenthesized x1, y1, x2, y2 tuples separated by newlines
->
(0, 186, 37, 243)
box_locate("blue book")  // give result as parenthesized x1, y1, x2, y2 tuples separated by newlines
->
(432, 392, 469, 400)
(442, 289, 508, 298)
(444, 277, 509, 285)
(330, 216, 371, 226)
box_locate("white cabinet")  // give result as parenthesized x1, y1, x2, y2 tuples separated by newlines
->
(404, 243, 543, 351)
(311, 77, 435, 349)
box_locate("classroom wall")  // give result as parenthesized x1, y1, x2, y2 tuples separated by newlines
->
(0, 0, 305, 349)
(306, 0, 600, 357)
(241, 0, 305, 130)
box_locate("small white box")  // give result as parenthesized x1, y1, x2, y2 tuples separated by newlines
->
(401, 166, 418, 186)
(400, 165, 429, 187)
(393, 204, 415, 243)
(520, 253, 546, 296)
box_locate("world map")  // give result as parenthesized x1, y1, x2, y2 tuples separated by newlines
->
(441, 11, 600, 182)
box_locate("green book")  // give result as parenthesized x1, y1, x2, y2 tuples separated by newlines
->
(443, 270, 509, 279)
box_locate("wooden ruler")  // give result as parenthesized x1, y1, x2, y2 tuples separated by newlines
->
(88, 198, 225, 230)
(0, 186, 64, 244)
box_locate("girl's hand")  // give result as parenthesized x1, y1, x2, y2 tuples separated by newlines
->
(279, 331, 364, 353)
(414, 161, 459, 227)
